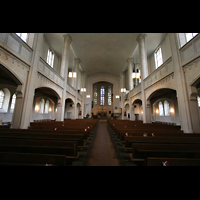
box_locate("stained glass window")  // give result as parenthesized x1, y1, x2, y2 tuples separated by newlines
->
(108, 86, 111, 105)
(100, 86, 105, 106)
(94, 86, 97, 105)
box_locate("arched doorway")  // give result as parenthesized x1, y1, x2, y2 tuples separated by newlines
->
(132, 99, 143, 121)
(65, 98, 75, 119)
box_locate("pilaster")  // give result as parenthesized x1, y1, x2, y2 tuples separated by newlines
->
(11, 85, 24, 128)
(169, 33, 193, 133)
(20, 33, 44, 128)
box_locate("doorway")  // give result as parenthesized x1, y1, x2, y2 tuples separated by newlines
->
(135, 114, 139, 120)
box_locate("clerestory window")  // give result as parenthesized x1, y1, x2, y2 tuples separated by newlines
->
(155, 47, 163, 69)
(15, 33, 28, 43)
(47, 49, 54, 68)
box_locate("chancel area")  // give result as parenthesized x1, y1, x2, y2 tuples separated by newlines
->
(0, 33, 200, 166)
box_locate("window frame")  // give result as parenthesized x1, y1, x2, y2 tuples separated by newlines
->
(164, 100, 170, 116)
(197, 96, 200, 107)
(10, 94, 16, 111)
(15, 33, 28, 43)
(154, 46, 163, 69)
(0, 90, 5, 109)
(44, 100, 49, 114)
(108, 86, 112, 106)
(39, 98, 45, 114)
(158, 101, 164, 116)
(185, 33, 198, 43)
(94, 86, 98, 105)
(47, 48, 54, 68)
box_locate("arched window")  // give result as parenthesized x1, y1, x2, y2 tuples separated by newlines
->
(44, 100, 49, 114)
(39, 99, 45, 113)
(10, 94, 16, 111)
(158, 101, 164, 116)
(0, 90, 5, 109)
(108, 86, 112, 105)
(100, 86, 105, 106)
(164, 100, 170, 116)
(94, 86, 98, 105)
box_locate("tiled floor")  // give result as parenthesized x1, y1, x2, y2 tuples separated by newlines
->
(84, 120, 123, 166)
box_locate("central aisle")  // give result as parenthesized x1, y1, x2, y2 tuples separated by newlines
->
(84, 120, 123, 166)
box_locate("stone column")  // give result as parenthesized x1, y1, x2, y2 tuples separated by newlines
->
(137, 34, 150, 123)
(137, 34, 148, 80)
(120, 71, 125, 120)
(57, 34, 72, 121)
(60, 34, 72, 79)
(127, 58, 134, 91)
(189, 87, 200, 132)
(81, 72, 86, 119)
(74, 58, 81, 119)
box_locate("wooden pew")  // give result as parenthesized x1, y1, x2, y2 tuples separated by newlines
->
(0, 130, 86, 147)
(0, 152, 69, 166)
(125, 136, 200, 148)
(0, 119, 98, 165)
(131, 143, 200, 166)
(147, 157, 200, 166)
(118, 130, 185, 141)
(0, 138, 78, 156)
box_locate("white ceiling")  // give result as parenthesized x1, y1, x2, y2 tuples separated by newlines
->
(44, 33, 166, 78)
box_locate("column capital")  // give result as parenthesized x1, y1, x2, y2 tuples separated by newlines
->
(136, 34, 147, 43)
(127, 58, 134, 63)
(63, 34, 72, 43)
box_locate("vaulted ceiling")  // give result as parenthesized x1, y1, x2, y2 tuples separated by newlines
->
(44, 33, 167, 78)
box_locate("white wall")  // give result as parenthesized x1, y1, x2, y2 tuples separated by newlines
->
(41, 35, 61, 74)
(148, 33, 172, 75)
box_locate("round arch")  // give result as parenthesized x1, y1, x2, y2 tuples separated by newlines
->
(147, 88, 177, 102)
(34, 87, 61, 100)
